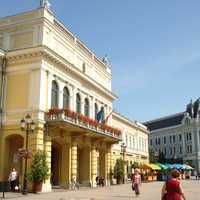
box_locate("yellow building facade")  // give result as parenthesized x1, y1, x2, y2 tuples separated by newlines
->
(0, 5, 148, 192)
(112, 112, 149, 179)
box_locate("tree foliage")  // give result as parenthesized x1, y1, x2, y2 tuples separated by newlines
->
(28, 150, 50, 183)
(114, 158, 125, 181)
(149, 148, 158, 163)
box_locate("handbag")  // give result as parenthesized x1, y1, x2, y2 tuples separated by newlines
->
(132, 184, 135, 191)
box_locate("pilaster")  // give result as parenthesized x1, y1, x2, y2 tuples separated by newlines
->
(42, 136, 52, 192)
(91, 144, 97, 187)
(71, 141, 78, 180)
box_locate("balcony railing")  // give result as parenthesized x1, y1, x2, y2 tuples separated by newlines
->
(46, 108, 122, 140)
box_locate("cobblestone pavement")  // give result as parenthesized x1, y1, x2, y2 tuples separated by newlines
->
(1, 179, 199, 200)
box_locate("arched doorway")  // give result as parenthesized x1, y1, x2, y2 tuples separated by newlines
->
(5, 135, 24, 180)
(51, 142, 61, 186)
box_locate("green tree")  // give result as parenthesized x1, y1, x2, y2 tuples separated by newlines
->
(158, 151, 166, 163)
(132, 161, 139, 169)
(28, 150, 50, 183)
(114, 158, 125, 184)
(149, 148, 158, 163)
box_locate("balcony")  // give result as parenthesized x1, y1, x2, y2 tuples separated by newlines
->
(45, 108, 122, 142)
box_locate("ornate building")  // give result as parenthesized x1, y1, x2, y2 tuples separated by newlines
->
(145, 98, 200, 172)
(0, 4, 149, 192)
(112, 112, 149, 178)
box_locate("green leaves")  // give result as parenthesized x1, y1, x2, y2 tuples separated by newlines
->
(114, 158, 125, 180)
(28, 150, 50, 183)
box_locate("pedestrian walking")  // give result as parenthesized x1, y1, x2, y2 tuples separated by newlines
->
(132, 168, 141, 197)
(8, 168, 19, 192)
(161, 169, 186, 200)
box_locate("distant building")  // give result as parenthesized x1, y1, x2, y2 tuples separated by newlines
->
(112, 112, 149, 178)
(144, 98, 200, 172)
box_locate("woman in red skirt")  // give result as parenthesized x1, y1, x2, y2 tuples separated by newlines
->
(161, 169, 186, 200)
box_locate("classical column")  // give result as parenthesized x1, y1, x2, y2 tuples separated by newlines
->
(91, 144, 97, 187)
(106, 146, 112, 186)
(90, 97, 95, 119)
(42, 136, 52, 192)
(71, 141, 78, 180)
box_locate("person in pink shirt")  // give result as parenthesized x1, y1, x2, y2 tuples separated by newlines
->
(132, 168, 142, 197)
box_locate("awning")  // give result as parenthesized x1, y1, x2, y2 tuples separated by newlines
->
(171, 164, 185, 169)
(142, 163, 161, 170)
(164, 163, 173, 169)
(155, 163, 168, 170)
(183, 164, 194, 170)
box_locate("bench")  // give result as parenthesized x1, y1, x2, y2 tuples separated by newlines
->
(0, 181, 10, 198)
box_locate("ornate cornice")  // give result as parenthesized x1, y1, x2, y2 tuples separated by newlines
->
(112, 111, 149, 134)
(6, 45, 117, 100)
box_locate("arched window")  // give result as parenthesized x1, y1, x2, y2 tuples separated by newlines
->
(95, 103, 98, 120)
(84, 98, 89, 116)
(63, 87, 70, 109)
(76, 93, 81, 113)
(51, 80, 59, 108)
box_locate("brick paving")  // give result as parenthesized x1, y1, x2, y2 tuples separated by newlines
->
(1, 179, 199, 200)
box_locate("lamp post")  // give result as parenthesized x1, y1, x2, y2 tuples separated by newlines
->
(121, 142, 126, 183)
(20, 114, 35, 195)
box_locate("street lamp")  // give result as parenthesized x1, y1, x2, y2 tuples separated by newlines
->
(121, 142, 126, 183)
(20, 114, 35, 195)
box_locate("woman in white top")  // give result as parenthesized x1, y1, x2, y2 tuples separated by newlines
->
(8, 168, 18, 191)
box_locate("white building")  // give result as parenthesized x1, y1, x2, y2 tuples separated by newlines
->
(145, 98, 200, 172)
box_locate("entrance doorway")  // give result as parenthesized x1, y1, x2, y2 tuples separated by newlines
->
(51, 142, 61, 186)
(5, 135, 24, 180)
(77, 146, 90, 186)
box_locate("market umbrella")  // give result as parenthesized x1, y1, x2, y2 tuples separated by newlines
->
(183, 164, 193, 170)
(155, 163, 168, 170)
(171, 164, 185, 169)
(164, 163, 173, 169)
(142, 163, 161, 170)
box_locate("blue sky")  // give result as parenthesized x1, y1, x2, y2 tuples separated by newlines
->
(1, 0, 200, 122)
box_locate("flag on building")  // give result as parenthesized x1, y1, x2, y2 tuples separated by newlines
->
(97, 108, 104, 122)
(104, 110, 113, 124)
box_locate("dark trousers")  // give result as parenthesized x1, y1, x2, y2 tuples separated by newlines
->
(10, 180, 17, 192)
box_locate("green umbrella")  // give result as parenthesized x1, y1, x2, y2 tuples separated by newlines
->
(155, 163, 168, 170)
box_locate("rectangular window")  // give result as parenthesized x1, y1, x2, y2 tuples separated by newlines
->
(179, 134, 182, 142)
(189, 133, 192, 140)
(164, 148, 167, 156)
(173, 135, 176, 143)
(170, 148, 172, 155)
(179, 146, 182, 154)
(164, 137, 166, 144)
(158, 138, 160, 145)
(150, 139, 152, 146)
(186, 145, 192, 153)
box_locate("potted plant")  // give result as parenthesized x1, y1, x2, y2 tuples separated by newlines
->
(114, 158, 125, 184)
(28, 150, 50, 193)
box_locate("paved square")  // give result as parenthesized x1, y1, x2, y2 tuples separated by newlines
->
(2, 180, 199, 200)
